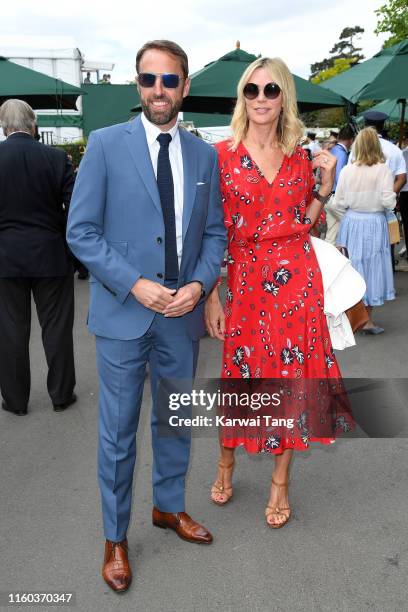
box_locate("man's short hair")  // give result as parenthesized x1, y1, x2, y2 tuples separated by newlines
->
(136, 40, 189, 78)
(0, 99, 36, 136)
(338, 125, 355, 141)
(307, 131, 316, 140)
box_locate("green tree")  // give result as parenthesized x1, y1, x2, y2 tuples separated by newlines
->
(300, 107, 347, 129)
(310, 26, 365, 80)
(375, 0, 408, 48)
(310, 58, 333, 79)
(311, 57, 358, 84)
(329, 26, 365, 60)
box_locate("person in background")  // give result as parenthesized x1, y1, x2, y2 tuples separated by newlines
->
(98, 74, 112, 85)
(306, 131, 321, 156)
(321, 139, 335, 150)
(350, 111, 406, 191)
(334, 127, 396, 334)
(324, 125, 355, 245)
(398, 136, 408, 260)
(0, 99, 76, 415)
(331, 125, 355, 190)
(84, 71, 92, 84)
(350, 111, 407, 270)
(329, 130, 338, 143)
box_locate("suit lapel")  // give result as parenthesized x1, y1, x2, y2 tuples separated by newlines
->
(180, 129, 197, 242)
(124, 116, 162, 216)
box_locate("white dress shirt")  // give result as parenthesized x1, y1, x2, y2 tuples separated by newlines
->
(141, 113, 184, 264)
(304, 140, 321, 156)
(400, 147, 408, 192)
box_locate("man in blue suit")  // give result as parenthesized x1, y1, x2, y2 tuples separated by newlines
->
(67, 40, 226, 592)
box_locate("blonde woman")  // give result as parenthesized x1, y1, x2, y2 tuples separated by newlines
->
(334, 127, 396, 334)
(204, 57, 345, 528)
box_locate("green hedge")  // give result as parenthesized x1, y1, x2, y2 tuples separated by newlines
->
(55, 140, 87, 168)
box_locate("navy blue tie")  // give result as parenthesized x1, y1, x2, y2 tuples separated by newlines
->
(156, 133, 179, 281)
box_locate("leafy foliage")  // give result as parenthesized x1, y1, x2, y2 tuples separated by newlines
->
(311, 57, 358, 84)
(375, 0, 408, 48)
(300, 107, 347, 129)
(310, 58, 333, 77)
(55, 139, 87, 168)
(329, 26, 365, 60)
(310, 26, 365, 80)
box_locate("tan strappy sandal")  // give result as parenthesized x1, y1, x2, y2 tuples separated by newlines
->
(210, 461, 234, 505)
(265, 477, 291, 529)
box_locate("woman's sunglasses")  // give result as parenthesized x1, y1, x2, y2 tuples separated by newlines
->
(137, 72, 182, 89)
(243, 82, 281, 100)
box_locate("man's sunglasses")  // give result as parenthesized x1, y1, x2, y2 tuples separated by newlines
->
(243, 82, 281, 100)
(137, 72, 182, 89)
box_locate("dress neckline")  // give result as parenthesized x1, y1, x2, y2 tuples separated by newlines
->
(239, 141, 287, 188)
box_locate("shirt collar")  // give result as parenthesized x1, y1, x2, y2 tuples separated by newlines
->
(141, 112, 179, 146)
(7, 130, 33, 138)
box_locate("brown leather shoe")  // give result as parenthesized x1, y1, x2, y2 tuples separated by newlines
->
(102, 539, 132, 593)
(152, 507, 213, 544)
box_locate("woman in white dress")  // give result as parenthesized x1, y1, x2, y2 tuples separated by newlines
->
(334, 127, 396, 334)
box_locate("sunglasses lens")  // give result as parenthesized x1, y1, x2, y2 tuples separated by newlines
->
(161, 74, 180, 88)
(138, 73, 156, 87)
(243, 83, 259, 100)
(264, 83, 281, 99)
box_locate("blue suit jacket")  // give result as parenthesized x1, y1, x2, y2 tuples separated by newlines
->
(66, 116, 226, 340)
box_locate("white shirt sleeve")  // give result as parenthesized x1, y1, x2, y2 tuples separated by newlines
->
(395, 148, 408, 176)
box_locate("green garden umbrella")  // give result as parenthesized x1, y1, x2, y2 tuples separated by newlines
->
(320, 40, 408, 143)
(356, 99, 405, 124)
(183, 45, 347, 115)
(0, 57, 84, 110)
(131, 44, 347, 124)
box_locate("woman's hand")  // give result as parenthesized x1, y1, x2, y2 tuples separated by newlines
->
(204, 288, 225, 341)
(312, 150, 337, 195)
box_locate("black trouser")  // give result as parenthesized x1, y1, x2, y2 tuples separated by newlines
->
(0, 273, 75, 412)
(399, 192, 408, 258)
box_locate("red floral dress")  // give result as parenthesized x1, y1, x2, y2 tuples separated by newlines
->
(215, 140, 351, 454)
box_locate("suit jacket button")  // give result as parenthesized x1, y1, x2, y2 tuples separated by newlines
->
(157, 237, 163, 244)
(157, 272, 163, 279)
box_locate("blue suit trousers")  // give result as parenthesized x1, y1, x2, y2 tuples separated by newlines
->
(96, 311, 199, 542)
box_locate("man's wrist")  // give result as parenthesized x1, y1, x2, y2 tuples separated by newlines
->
(189, 280, 205, 298)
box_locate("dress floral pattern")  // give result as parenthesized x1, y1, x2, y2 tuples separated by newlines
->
(215, 140, 351, 454)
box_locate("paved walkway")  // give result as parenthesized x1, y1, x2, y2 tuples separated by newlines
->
(1, 272, 407, 611)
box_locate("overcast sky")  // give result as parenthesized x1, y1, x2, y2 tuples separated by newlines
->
(3, 0, 388, 82)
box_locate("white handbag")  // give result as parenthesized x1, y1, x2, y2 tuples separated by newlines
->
(310, 237, 366, 350)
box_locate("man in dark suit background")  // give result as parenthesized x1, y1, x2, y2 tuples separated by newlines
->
(0, 99, 76, 416)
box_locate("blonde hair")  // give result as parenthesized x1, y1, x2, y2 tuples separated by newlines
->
(352, 127, 385, 166)
(230, 57, 305, 156)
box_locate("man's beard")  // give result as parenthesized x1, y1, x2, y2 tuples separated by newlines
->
(141, 94, 183, 126)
